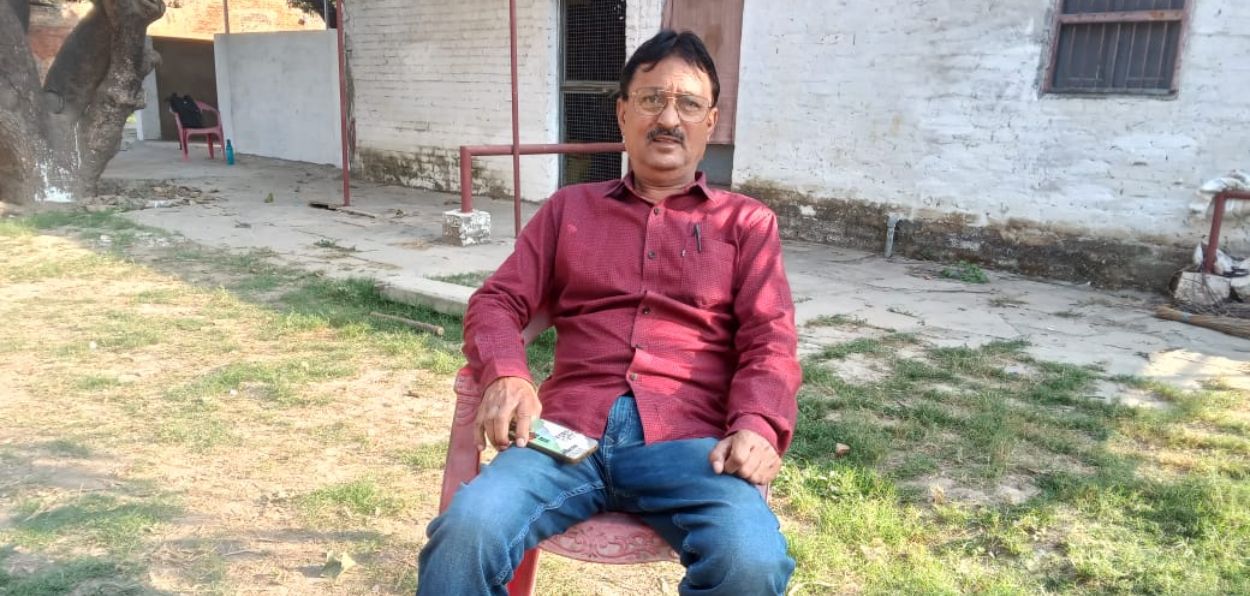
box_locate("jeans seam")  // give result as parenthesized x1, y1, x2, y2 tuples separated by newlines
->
(491, 480, 605, 586)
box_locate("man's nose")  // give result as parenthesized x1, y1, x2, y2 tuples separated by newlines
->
(657, 98, 681, 128)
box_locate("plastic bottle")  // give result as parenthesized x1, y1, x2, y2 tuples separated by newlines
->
(225, 139, 235, 165)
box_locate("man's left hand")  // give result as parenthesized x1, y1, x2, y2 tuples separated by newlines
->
(709, 430, 781, 485)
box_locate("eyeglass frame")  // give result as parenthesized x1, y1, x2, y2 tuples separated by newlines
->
(621, 87, 716, 123)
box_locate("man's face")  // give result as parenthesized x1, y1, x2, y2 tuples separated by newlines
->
(616, 56, 719, 183)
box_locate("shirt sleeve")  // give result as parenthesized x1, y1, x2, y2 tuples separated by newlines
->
(725, 208, 801, 454)
(462, 194, 561, 391)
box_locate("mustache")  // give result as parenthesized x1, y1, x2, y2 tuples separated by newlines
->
(647, 126, 686, 144)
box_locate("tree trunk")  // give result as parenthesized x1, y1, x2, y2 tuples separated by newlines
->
(0, 0, 164, 205)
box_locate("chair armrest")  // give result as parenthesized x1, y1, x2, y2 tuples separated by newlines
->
(439, 366, 484, 513)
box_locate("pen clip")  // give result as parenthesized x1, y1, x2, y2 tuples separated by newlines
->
(693, 223, 703, 253)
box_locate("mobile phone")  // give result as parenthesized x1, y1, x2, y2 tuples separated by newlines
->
(510, 418, 599, 464)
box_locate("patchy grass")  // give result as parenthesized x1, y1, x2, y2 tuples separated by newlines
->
(940, 261, 990, 284)
(804, 313, 868, 328)
(0, 555, 138, 596)
(784, 333, 1250, 593)
(298, 479, 405, 525)
(38, 438, 91, 459)
(313, 238, 357, 252)
(3, 208, 1246, 594)
(428, 270, 495, 288)
(395, 443, 449, 472)
(7, 494, 178, 554)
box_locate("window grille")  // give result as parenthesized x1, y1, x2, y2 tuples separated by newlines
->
(1046, 0, 1187, 95)
(561, 0, 627, 186)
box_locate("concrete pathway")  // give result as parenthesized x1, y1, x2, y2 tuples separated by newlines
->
(106, 142, 1249, 391)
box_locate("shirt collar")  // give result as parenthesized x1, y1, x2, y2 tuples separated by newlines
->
(606, 172, 717, 204)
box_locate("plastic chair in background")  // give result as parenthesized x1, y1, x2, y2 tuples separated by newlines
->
(169, 100, 224, 162)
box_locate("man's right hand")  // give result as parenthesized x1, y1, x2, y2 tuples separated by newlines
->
(475, 376, 542, 452)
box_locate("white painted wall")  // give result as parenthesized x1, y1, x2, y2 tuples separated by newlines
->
(348, 0, 561, 200)
(212, 30, 343, 166)
(734, 0, 1250, 245)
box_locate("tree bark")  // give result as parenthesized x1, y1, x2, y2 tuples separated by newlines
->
(0, 0, 163, 204)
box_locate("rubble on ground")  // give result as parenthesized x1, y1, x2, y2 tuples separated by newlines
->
(87, 180, 219, 212)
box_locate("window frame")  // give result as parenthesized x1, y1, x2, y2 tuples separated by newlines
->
(1042, 1, 1193, 97)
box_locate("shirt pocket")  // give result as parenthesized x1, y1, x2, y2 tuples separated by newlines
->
(680, 232, 737, 309)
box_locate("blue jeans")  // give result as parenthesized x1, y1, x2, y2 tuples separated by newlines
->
(417, 395, 794, 595)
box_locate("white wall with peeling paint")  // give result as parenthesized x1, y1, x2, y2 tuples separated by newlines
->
(733, 0, 1250, 245)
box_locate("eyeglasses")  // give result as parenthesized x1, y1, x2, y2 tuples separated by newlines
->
(629, 88, 713, 122)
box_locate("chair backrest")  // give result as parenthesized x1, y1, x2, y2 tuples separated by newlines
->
(193, 100, 220, 126)
(168, 105, 185, 132)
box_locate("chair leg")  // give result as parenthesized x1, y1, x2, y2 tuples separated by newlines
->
(208, 136, 215, 159)
(181, 132, 189, 161)
(506, 550, 540, 596)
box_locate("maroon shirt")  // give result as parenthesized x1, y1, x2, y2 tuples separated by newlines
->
(463, 173, 801, 453)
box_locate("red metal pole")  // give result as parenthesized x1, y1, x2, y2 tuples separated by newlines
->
(222, 0, 230, 34)
(1203, 193, 1227, 274)
(458, 142, 625, 230)
(335, 0, 351, 206)
(460, 146, 473, 213)
(509, 0, 522, 237)
(1201, 191, 1250, 273)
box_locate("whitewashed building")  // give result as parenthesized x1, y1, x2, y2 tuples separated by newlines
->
(346, 0, 1250, 288)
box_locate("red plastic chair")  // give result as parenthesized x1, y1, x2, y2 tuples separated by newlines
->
(438, 311, 771, 594)
(440, 367, 679, 595)
(439, 309, 679, 595)
(169, 100, 224, 161)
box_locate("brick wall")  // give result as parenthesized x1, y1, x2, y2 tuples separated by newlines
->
(348, 0, 562, 201)
(26, 0, 321, 79)
(348, 0, 666, 201)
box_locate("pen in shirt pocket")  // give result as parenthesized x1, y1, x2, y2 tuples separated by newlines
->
(693, 223, 703, 253)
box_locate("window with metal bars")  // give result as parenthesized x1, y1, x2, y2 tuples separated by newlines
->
(1045, 0, 1188, 95)
(561, 0, 626, 186)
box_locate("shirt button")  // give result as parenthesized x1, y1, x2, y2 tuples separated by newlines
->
(642, 307, 651, 315)
(653, 207, 661, 215)
(647, 250, 657, 259)
(629, 372, 638, 381)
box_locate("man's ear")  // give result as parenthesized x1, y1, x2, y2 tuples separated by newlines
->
(616, 97, 628, 131)
(706, 106, 719, 134)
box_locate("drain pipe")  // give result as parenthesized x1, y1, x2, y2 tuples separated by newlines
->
(885, 214, 901, 258)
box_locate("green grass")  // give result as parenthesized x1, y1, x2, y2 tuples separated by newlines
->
(39, 438, 91, 458)
(166, 358, 354, 407)
(7, 494, 178, 554)
(313, 238, 357, 252)
(940, 261, 990, 284)
(0, 554, 136, 596)
(429, 270, 495, 288)
(804, 313, 868, 328)
(785, 334, 1250, 593)
(395, 443, 449, 471)
(154, 416, 235, 451)
(298, 479, 404, 524)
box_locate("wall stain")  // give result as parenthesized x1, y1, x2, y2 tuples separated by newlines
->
(738, 178, 1190, 291)
(357, 147, 509, 199)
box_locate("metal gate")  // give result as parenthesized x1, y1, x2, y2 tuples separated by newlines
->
(560, 0, 626, 186)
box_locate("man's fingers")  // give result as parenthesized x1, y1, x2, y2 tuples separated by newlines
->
(488, 403, 514, 450)
(473, 419, 487, 452)
(513, 412, 533, 448)
(736, 449, 764, 482)
(723, 439, 755, 475)
(708, 438, 731, 474)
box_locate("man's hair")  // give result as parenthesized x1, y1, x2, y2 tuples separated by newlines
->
(619, 30, 720, 106)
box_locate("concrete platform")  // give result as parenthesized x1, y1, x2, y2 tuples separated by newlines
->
(106, 142, 1250, 390)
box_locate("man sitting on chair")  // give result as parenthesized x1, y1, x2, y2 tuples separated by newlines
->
(418, 30, 801, 595)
